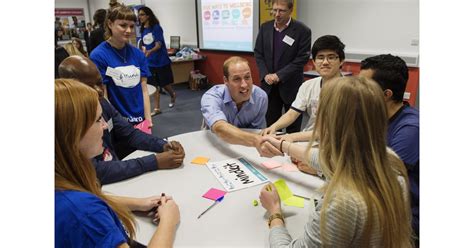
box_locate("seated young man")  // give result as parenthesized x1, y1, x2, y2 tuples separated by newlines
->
(58, 55, 186, 185)
(201, 56, 280, 156)
(359, 54, 420, 242)
(262, 35, 346, 136)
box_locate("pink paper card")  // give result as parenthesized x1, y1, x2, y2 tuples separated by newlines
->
(282, 163, 299, 172)
(261, 160, 282, 170)
(134, 119, 152, 134)
(202, 188, 227, 201)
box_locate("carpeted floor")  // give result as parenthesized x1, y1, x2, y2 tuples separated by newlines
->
(150, 83, 209, 138)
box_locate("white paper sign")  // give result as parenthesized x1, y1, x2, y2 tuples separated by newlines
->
(109, 65, 141, 88)
(283, 35, 295, 46)
(206, 157, 269, 192)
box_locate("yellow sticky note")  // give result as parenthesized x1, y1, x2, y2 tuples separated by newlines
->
(273, 179, 293, 201)
(191, 156, 210, 165)
(283, 196, 305, 208)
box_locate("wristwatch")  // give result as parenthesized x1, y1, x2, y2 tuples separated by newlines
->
(268, 212, 285, 227)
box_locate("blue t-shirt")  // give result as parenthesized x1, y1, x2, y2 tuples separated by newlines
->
(387, 104, 419, 234)
(201, 84, 268, 129)
(139, 25, 171, 68)
(55, 190, 128, 247)
(90, 41, 151, 124)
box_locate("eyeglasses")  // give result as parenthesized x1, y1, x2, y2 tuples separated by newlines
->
(138, 13, 146, 17)
(271, 8, 289, 14)
(315, 55, 339, 63)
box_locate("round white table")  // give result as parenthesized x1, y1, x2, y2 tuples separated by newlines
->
(103, 130, 324, 247)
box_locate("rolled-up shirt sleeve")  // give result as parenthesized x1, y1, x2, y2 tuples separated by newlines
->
(201, 87, 228, 128)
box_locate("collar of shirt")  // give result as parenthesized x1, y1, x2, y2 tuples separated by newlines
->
(274, 17, 292, 32)
(223, 86, 255, 105)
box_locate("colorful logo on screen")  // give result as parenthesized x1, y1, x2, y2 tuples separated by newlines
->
(232, 9, 240, 19)
(212, 10, 220, 20)
(221, 10, 230, 19)
(242, 7, 251, 18)
(204, 10, 211, 20)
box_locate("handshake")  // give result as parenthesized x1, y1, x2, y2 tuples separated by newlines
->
(254, 129, 319, 176)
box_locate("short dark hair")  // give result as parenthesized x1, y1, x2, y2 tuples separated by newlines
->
(93, 9, 107, 28)
(311, 35, 345, 61)
(360, 54, 409, 102)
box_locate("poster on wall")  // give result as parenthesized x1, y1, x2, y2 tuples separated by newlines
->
(259, 0, 297, 25)
(55, 8, 87, 41)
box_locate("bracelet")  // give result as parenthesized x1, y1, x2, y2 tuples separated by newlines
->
(268, 212, 285, 227)
(279, 140, 284, 153)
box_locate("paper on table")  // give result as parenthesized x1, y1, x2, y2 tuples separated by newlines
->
(274, 179, 305, 208)
(274, 179, 293, 201)
(282, 163, 299, 172)
(134, 119, 152, 134)
(202, 188, 227, 201)
(261, 160, 282, 170)
(191, 156, 210, 165)
(283, 196, 305, 208)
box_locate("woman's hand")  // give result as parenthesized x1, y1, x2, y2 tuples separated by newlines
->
(155, 194, 180, 226)
(259, 183, 281, 214)
(133, 195, 161, 212)
(291, 157, 318, 175)
(261, 135, 282, 148)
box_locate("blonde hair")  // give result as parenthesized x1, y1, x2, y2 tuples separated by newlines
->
(305, 76, 412, 247)
(55, 79, 136, 240)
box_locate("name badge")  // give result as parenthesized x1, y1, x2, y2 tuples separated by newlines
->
(105, 66, 122, 79)
(283, 35, 295, 46)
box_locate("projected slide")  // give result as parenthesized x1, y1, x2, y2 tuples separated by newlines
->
(200, 0, 253, 51)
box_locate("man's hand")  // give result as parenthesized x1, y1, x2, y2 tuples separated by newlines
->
(155, 150, 185, 169)
(164, 141, 185, 156)
(254, 135, 283, 157)
(264, 73, 279, 85)
(260, 125, 277, 136)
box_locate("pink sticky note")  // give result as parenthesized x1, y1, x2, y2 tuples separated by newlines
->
(134, 119, 152, 134)
(202, 188, 227, 201)
(282, 163, 299, 172)
(261, 160, 282, 170)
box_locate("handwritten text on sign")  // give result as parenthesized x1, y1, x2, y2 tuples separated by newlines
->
(207, 158, 268, 192)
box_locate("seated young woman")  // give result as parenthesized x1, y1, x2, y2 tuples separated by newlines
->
(259, 76, 413, 247)
(55, 78, 180, 247)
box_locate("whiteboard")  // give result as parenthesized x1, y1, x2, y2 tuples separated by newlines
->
(298, 0, 419, 57)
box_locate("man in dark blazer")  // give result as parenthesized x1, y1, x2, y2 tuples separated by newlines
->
(254, 0, 311, 133)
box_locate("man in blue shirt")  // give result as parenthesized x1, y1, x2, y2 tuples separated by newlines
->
(359, 54, 419, 243)
(201, 56, 279, 155)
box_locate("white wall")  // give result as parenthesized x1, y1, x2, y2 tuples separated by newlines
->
(58, 0, 419, 55)
(298, 0, 419, 57)
(87, 0, 197, 48)
(143, 0, 197, 47)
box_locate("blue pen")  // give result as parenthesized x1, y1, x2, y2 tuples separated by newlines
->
(197, 196, 224, 219)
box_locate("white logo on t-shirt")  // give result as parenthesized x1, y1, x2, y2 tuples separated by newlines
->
(142, 32, 154, 45)
(110, 65, 141, 88)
